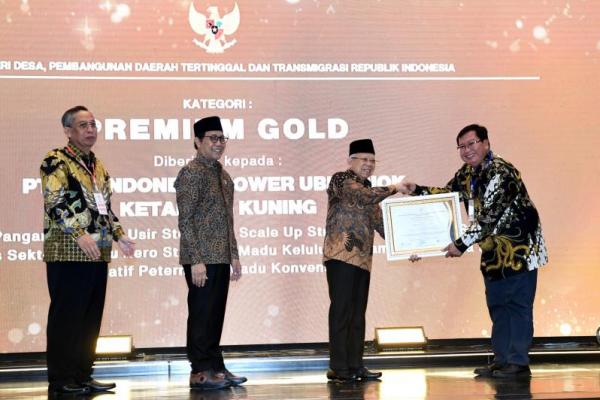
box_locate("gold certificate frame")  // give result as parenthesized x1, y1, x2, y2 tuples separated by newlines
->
(381, 192, 463, 261)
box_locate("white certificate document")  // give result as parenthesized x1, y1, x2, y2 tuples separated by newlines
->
(381, 192, 463, 260)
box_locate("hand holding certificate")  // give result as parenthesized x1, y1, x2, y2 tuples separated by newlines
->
(381, 192, 463, 260)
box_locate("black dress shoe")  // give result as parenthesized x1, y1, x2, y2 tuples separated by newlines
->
(492, 364, 532, 378)
(354, 367, 382, 380)
(474, 363, 504, 377)
(190, 371, 231, 390)
(48, 383, 91, 395)
(80, 379, 116, 392)
(217, 368, 247, 386)
(326, 369, 357, 382)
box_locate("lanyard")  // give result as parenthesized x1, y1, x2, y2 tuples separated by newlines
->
(469, 176, 477, 199)
(469, 150, 494, 199)
(467, 151, 493, 222)
(65, 145, 99, 189)
(66, 146, 109, 215)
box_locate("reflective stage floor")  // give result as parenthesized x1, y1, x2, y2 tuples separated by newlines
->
(1, 363, 600, 399)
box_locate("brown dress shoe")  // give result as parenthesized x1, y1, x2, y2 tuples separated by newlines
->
(217, 368, 247, 385)
(190, 370, 231, 390)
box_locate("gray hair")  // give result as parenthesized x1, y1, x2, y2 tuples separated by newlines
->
(61, 105, 89, 128)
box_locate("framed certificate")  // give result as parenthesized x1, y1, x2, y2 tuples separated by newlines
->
(381, 192, 463, 260)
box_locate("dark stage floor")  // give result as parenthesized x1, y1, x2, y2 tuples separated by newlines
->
(1, 363, 600, 399)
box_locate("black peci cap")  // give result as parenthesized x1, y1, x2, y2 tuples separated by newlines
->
(194, 116, 223, 139)
(349, 139, 375, 155)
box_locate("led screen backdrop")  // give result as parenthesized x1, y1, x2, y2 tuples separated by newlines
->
(1, 0, 599, 352)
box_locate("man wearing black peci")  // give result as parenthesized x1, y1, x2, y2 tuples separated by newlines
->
(323, 138, 404, 382)
(175, 116, 246, 390)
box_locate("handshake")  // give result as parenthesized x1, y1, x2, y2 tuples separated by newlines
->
(389, 181, 416, 195)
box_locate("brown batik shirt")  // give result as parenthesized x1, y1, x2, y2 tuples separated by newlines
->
(323, 169, 397, 271)
(175, 154, 238, 266)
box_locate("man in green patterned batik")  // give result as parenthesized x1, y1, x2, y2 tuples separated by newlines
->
(41, 106, 135, 395)
(400, 124, 548, 379)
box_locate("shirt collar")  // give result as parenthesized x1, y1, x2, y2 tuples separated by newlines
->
(65, 143, 96, 166)
(346, 169, 371, 187)
(195, 153, 221, 169)
(468, 150, 494, 175)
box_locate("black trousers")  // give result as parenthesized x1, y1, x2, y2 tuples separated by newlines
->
(46, 261, 107, 386)
(183, 263, 230, 373)
(325, 259, 371, 372)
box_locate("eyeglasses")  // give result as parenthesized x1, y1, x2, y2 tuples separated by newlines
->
(350, 156, 377, 164)
(205, 135, 229, 144)
(71, 121, 97, 130)
(457, 139, 481, 151)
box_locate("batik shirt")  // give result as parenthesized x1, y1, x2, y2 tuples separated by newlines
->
(414, 153, 548, 280)
(175, 154, 238, 266)
(41, 144, 124, 262)
(323, 169, 396, 271)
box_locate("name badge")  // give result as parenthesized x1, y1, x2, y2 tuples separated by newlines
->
(94, 192, 109, 215)
(468, 199, 475, 222)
